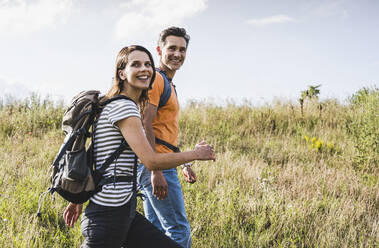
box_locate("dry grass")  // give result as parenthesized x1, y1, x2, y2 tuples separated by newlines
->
(0, 90, 378, 247)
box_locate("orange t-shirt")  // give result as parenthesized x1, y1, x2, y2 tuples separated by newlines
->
(148, 72, 179, 153)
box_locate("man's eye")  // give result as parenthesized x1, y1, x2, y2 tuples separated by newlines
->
(180, 48, 186, 52)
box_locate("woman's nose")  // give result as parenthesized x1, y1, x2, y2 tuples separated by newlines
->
(140, 65, 151, 72)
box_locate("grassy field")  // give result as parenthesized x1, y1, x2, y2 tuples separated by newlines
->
(0, 89, 378, 247)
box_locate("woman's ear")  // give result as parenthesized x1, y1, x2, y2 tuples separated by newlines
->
(119, 69, 126, 81)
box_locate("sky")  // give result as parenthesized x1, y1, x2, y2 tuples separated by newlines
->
(0, 0, 378, 105)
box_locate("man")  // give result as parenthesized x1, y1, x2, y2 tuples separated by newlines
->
(137, 27, 195, 248)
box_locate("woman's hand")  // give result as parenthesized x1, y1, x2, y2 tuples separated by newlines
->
(194, 141, 215, 161)
(63, 203, 83, 228)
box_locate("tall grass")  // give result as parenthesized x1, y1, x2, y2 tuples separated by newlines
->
(0, 90, 378, 247)
(0, 93, 64, 139)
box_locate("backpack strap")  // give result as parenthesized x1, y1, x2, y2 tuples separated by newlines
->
(95, 95, 136, 177)
(101, 95, 136, 106)
(101, 175, 134, 185)
(132, 155, 138, 192)
(98, 140, 128, 172)
(94, 95, 139, 184)
(157, 68, 175, 109)
(119, 154, 139, 234)
(52, 127, 87, 167)
(155, 137, 180, 153)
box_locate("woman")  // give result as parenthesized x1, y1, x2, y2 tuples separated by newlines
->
(63, 45, 215, 248)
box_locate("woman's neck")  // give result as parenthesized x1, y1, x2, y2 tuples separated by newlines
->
(119, 86, 141, 104)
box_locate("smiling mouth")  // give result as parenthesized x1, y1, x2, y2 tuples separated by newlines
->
(169, 56, 182, 63)
(170, 59, 181, 64)
(136, 75, 149, 80)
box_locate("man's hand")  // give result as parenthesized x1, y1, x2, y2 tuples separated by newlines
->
(182, 166, 196, 184)
(63, 203, 83, 228)
(151, 171, 168, 200)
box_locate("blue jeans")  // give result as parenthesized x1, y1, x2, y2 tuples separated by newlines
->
(137, 164, 191, 248)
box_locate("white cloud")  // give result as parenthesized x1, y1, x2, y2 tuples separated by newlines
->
(113, 0, 207, 41)
(246, 15, 294, 27)
(0, 0, 74, 37)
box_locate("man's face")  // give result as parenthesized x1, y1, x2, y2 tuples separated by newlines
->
(158, 35, 187, 72)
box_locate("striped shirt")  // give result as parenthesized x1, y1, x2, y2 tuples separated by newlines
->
(90, 98, 140, 207)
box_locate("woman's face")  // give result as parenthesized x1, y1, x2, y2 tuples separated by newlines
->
(119, 50, 153, 90)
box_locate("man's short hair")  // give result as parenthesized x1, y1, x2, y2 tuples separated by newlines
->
(158, 27, 190, 47)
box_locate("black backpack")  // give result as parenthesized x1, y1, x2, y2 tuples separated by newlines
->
(37, 91, 138, 215)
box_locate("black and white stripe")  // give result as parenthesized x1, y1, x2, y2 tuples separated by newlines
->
(90, 99, 140, 207)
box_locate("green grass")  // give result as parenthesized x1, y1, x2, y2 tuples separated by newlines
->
(0, 89, 378, 247)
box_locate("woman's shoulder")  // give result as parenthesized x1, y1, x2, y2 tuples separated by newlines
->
(106, 97, 138, 110)
(102, 98, 140, 126)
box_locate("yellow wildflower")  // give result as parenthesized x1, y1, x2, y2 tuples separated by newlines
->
(315, 140, 323, 151)
(327, 142, 335, 151)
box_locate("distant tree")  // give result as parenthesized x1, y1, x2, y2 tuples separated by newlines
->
(307, 85, 321, 99)
(302, 84, 321, 100)
(299, 84, 321, 117)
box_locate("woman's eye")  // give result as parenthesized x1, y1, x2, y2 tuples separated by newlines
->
(145, 62, 151, 67)
(132, 62, 139, 67)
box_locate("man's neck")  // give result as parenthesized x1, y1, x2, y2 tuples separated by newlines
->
(159, 64, 176, 80)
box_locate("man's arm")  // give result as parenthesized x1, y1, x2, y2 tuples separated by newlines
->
(143, 103, 158, 150)
(145, 103, 197, 184)
(143, 103, 168, 200)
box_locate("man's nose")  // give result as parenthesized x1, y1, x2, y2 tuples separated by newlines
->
(173, 50, 181, 57)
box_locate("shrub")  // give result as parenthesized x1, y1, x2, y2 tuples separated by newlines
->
(348, 87, 379, 173)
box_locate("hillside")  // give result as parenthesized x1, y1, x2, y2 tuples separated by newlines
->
(0, 89, 378, 247)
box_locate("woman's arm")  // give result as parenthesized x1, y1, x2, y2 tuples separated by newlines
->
(116, 116, 214, 171)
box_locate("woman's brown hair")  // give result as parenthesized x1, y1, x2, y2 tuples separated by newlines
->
(105, 45, 156, 113)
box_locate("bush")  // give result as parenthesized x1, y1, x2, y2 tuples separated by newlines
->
(348, 87, 379, 173)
